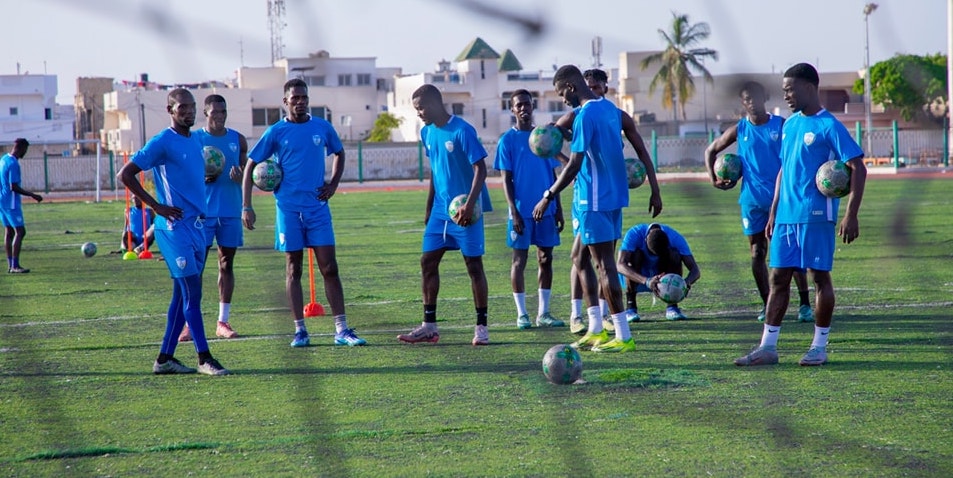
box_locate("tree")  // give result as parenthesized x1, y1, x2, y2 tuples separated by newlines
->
(853, 53, 947, 122)
(640, 12, 718, 122)
(366, 112, 403, 142)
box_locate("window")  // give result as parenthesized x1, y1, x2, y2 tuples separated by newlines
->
(451, 103, 465, 116)
(357, 74, 371, 86)
(45, 108, 52, 120)
(481, 108, 486, 128)
(304, 75, 325, 86)
(376, 78, 388, 91)
(310, 106, 331, 121)
(9, 107, 17, 116)
(548, 101, 564, 113)
(338, 74, 352, 86)
(252, 107, 283, 126)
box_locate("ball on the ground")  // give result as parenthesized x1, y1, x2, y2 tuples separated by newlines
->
(202, 145, 225, 177)
(81, 242, 97, 258)
(815, 160, 851, 198)
(528, 124, 564, 158)
(625, 157, 647, 189)
(713, 153, 742, 183)
(655, 273, 688, 304)
(542, 344, 583, 384)
(448, 194, 482, 225)
(252, 160, 283, 192)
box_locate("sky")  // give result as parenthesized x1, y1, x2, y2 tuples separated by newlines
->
(5, 0, 949, 104)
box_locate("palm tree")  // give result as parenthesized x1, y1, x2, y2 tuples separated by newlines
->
(640, 12, 718, 122)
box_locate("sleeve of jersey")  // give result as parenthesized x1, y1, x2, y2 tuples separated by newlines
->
(570, 112, 590, 154)
(493, 135, 510, 171)
(325, 125, 344, 156)
(247, 129, 273, 164)
(829, 121, 864, 161)
(131, 136, 162, 170)
(463, 127, 488, 165)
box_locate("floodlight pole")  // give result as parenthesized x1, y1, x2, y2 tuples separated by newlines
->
(863, 3, 878, 157)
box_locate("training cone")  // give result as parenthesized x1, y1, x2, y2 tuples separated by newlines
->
(138, 250, 153, 259)
(122, 251, 139, 261)
(303, 302, 325, 317)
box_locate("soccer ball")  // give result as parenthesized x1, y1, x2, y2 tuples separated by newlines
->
(542, 344, 583, 385)
(655, 273, 688, 304)
(448, 194, 482, 225)
(81, 242, 97, 258)
(815, 160, 851, 198)
(713, 153, 742, 183)
(625, 157, 646, 189)
(528, 124, 564, 158)
(202, 146, 225, 177)
(252, 160, 283, 192)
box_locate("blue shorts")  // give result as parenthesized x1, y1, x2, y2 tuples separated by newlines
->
(741, 203, 770, 236)
(204, 216, 244, 248)
(769, 222, 835, 271)
(576, 209, 622, 245)
(155, 216, 207, 278)
(507, 214, 560, 249)
(422, 216, 485, 257)
(0, 208, 24, 227)
(275, 206, 335, 252)
(571, 203, 581, 237)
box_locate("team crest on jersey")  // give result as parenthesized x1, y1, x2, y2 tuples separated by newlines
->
(770, 131, 780, 142)
(229, 142, 238, 152)
(313, 135, 323, 146)
(803, 132, 815, 146)
(175, 257, 187, 270)
(445, 141, 454, 153)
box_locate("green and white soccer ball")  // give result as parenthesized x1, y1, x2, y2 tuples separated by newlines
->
(202, 145, 225, 177)
(815, 160, 851, 198)
(252, 160, 283, 192)
(542, 344, 583, 384)
(81, 242, 97, 258)
(655, 273, 688, 304)
(447, 194, 482, 225)
(625, 157, 647, 189)
(713, 153, 742, 183)
(528, 124, 564, 158)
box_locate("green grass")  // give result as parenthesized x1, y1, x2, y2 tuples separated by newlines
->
(2, 178, 952, 476)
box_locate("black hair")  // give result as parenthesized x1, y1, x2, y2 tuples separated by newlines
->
(739, 81, 766, 98)
(412, 84, 442, 103)
(583, 68, 608, 83)
(204, 94, 226, 107)
(783, 63, 819, 87)
(167, 88, 193, 107)
(13, 138, 28, 148)
(553, 64, 583, 87)
(283, 78, 308, 95)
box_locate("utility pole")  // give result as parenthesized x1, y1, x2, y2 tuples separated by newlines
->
(863, 3, 878, 157)
(268, 0, 286, 64)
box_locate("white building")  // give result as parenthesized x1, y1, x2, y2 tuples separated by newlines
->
(0, 74, 73, 145)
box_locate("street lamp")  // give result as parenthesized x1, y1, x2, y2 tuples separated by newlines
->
(864, 3, 878, 157)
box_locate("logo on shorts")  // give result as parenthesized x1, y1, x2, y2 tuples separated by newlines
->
(278, 233, 286, 246)
(803, 132, 815, 146)
(444, 141, 454, 153)
(175, 257, 187, 270)
(229, 142, 238, 153)
(313, 135, 323, 146)
(510, 230, 518, 242)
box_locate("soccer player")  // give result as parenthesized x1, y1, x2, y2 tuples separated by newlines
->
(495, 89, 565, 330)
(117, 88, 230, 376)
(242, 78, 366, 348)
(617, 223, 700, 320)
(704, 81, 813, 323)
(181, 94, 248, 340)
(1, 138, 43, 273)
(734, 63, 867, 367)
(120, 195, 155, 254)
(397, 84, 491, 346)
(557, 68, 663, 335)
(533, 65, 633, 353)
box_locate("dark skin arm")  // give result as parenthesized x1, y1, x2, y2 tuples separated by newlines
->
(451, 159, 488, 227)
(532, 151, 582, 222)
(839, 156, 867, 244)
(118, 162, 183, 222)
(620, 111, 662, 217)
(703, 124, 739, 190)
(11, 184, 42, 202)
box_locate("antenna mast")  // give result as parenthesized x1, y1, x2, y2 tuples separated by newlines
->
(268, 0, 286, 63)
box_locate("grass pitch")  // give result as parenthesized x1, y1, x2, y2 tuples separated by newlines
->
(1, 177, 952, 476)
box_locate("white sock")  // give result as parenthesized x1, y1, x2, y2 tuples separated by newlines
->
(811, 326, 830, 349)
(294, 319, 306, 333)
(613, 312, 631, 341)
(760, 323, 781, 348)
(587, 306, 602, 333)
(218, 302, 230, 323)
(513, 292, 527, 317)
(571, 299, 583, 318)
(334, 314, 348, 334)
(599, 299, 609, 318)
(537, 288, 551, 316)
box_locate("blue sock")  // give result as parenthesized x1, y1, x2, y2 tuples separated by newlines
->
(180, 275, 210, 354)
(160, 279, 186, 356)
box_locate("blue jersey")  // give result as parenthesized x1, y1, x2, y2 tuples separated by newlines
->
(776, 109, 863, 224)
(0, 153, 21, 210)
(131, 128, 207, 229)
(421, 115, 487, 221)
(129, 206, 155, 238)
(196, 128, 243, 218)
(494, 127, 559, 218)
(248, 116, 343, 212)
(736, 114, 784, 207)
(620, 223, 693, 272)
(570, 97, 628, 211)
